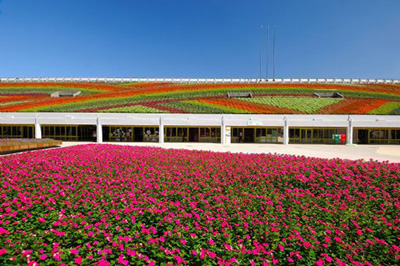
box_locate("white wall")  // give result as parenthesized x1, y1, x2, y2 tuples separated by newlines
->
(1, 113, 400, 128)
(2, 113, 400, 145)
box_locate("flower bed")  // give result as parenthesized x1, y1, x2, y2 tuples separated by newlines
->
(0, 138, 62, 153)
(0, 144, 399, 265)
(0, 82, 400, 114)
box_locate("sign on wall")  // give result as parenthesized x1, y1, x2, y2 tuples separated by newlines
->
(225, 126, 231, 144)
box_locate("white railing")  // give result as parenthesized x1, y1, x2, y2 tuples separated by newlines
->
(0, 77, 399, 84)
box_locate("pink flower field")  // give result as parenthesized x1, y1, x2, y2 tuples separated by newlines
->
(0, 145, 399, 265)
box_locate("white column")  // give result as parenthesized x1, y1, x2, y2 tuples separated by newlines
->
(347, 117, 353, 145)
(283, 117, 289, 145)
(35, 117, 42, 139)
(221, 116, 226, 145)
(159, 117, 164, 144)
(96, 117, 102, 143)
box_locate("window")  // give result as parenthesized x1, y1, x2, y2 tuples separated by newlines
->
(200, 128, 209, 137)
(211, 128, 220, 137)
(392, 129, 400, 140)
(289, 129, 300, 138)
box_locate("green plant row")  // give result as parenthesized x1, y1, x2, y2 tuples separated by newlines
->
(160, 101, 231, 114)
(99, 105, 165, 113)
(239, 97, 342, 114)
(369, 102, 400, 115)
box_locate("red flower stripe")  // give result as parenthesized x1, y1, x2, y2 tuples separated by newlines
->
(198, 98, 300, 114)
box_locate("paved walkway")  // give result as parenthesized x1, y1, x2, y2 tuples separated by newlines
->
(59, 142, 400, 163)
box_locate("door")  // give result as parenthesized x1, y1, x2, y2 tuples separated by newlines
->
(23, 126, 33, 138)
(244, 128, 255, 143)
(357, 129, 368, 144)
(189, 128, 199, 142)
(134, 127, 144, 142)
(301, 129, 312, 143)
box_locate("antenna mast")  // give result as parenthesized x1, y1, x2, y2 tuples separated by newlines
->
(273, 26, 276, 81)
(266, 26, 269, 80)
(259, 25, 263, 81)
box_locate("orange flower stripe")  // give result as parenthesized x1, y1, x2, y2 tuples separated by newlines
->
(332, 99, 389, 114)
(0, 94, 48, 103)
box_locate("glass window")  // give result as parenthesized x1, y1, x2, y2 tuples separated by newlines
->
(289, 129, 300, 138)
(382, 130, 389, 139)
(313, 129, 320, 138)
(213, 128, 220, 137)
(255, 128, 262, 137)
(232, 128, 238, 137)
(324, 129, 332, 139)
(200, 128, 210, 137)
(393, 130, 400, 140)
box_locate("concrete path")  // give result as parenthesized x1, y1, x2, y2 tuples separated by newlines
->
(59, 142, 400, 163)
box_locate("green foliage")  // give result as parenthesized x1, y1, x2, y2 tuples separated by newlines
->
(239, 96, 342, 113)
(161, 101, 232, 114)
(188, 100, 252, 114)
(99, 105, 164, 113)
(369, 102, 400, 114)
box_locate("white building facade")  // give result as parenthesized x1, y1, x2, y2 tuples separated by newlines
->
(1, 113, 400, 145)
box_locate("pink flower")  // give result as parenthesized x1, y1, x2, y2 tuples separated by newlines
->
(75, 256, 82, 265)
(38, 217, 46, 223)
(287, 257, 294, 263)
(40, 254, 47, 260)
(180, 239, 187, 245)
(0, 227, 9, 234)
(278, 244, 284, 252)
(22, 250, 33, 257)
(98, 259, 110, 266)
(117, 256, 129, 265)
(70, 248, 79, 255)
(192, 250, 197, 256)
(208, 238, 216, 245)
(127, 249, 136, 256)
(0, 249, 6, 255)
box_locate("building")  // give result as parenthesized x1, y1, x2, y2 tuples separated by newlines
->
(1, 113, 399, 145)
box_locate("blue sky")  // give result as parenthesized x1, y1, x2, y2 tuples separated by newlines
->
(0, 0, 399, 79)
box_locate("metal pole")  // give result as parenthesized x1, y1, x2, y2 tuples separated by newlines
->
(266, 26, 269, 80)
(259, 25, 263, 81)
(273, 26, 276, 81)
